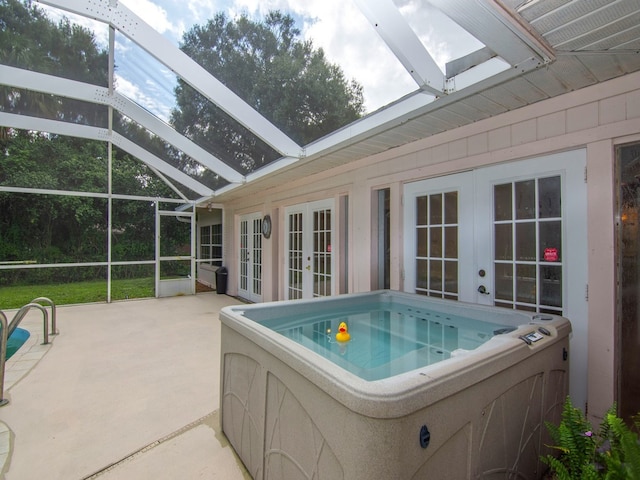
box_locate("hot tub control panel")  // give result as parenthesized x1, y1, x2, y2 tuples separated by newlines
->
(519, 327, 552, 345)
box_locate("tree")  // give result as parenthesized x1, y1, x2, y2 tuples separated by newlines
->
(0, 0, 109, 131)
(0, 1, 184, 285)
(171, 11, 365, 174)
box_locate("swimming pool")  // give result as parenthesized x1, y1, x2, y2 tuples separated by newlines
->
(6, 327, 30, 359)
(220, 290, 570, 479)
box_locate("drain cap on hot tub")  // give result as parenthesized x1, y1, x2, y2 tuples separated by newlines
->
(419, 425, 431, 448)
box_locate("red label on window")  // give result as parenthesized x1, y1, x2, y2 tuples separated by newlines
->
(327, 244, 332, 253)
(544, 248, 558, 262)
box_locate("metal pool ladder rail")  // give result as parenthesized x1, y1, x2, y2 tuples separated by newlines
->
(0, 297, 58, 406)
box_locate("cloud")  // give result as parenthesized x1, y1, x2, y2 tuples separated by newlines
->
(184, 0, 224, 27)
(223, 0, 416, 113)
(121, 0, 184, 39)
(114, 70, 175, 122)
(302, 2, 414, 112)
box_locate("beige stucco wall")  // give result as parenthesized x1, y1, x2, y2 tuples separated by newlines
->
(219, 70, 640, 423)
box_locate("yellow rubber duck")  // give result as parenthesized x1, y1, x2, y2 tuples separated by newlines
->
(335, 322, 351, 342)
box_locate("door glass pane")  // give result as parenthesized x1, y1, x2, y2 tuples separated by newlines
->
(429, 260, 442, 291)
(445, 192, 457, 223)
(444, 261, 458, 294)
(494, 263, 513, 301)
(539, 221, 562, 262)
(540, 265, 561, 307)
(494, 224, 513, 261)
(417, 228, 428, 257)
(417, 197, 427, 226)
(515, 180, 535, 219)
(494, 183, 512, 221)
(516, 223, 536, 261)
(444, 226, 457, 258)
(516, 264, 536, 304)
(539, 176, 561, 218)
(430, 226, 442, 258)
(430, 194, 443, 224)
(417, 259, 428, 290)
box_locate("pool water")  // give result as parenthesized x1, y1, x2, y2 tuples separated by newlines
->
(261, 303, 512, 381)
(6, 328, 30, 359)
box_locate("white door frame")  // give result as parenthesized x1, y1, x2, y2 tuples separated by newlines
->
(403, 171, 475, 301)
(284, 199, 335, 300)
(238, 212, 263, 302)
(403, 149, 588, 410)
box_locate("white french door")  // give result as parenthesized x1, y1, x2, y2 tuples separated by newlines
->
(285, 199, 335, 300)
(238, 213, 263, 302)
(403, 150, 588, 409)
(403, 172, 475, 301)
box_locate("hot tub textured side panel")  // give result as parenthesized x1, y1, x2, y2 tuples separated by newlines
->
(476, 373, 545, 477)
(221, 352, 264, 480)
(264, 372, 343, 479)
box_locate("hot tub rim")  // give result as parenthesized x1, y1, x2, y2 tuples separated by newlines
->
(220, 292, 571, 418)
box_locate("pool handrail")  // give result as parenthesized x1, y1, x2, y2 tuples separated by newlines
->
(0, 298, 57, 407)
(30, 297, 57, 337)
(7, 303, 50, 345)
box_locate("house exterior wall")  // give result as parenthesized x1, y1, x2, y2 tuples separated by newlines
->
(218, 70, 640, 423)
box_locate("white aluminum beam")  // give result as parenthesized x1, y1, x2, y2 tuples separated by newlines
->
(36, 0, 302, 158)
(147, 165, 191, 202)
(0, 186, 189, 204)
(0, 65, 244, 184)
(115, 94, 243, 184)
(110, 132, 213, 197)
(427, 0, 556, 67)
(0, 112, 213, 197)
(354, 0, 445, 95)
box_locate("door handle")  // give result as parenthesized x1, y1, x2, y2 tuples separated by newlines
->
(477, 285, 490, 295)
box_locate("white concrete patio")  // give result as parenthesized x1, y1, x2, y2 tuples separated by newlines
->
(0, 293, 251, 480)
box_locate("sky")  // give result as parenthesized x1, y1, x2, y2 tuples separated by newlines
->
(38, 0, 483, 122)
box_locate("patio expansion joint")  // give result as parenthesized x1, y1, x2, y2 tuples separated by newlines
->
(81, 410, 219, 479)
(0, 421, 13, 480)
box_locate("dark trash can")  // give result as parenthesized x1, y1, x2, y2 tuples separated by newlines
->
(215, 266, 228, 295)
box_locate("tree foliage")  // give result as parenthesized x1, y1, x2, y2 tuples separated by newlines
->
(0, 0, 107, 83)
(0, 1, 183, 285)
(0, 0, 109, 128)
(172, 11, 365, 173)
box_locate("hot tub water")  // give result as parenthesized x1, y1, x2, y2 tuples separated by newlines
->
(260, 304, 513, 381)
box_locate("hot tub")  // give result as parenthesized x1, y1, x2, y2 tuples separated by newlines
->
(219, 290, 570, 480)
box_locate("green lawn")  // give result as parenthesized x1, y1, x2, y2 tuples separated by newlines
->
(0, 277, 155, 310)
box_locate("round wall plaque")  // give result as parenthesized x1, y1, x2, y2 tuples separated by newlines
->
(262, 214, 272, 238)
